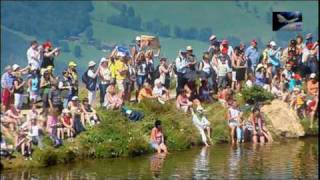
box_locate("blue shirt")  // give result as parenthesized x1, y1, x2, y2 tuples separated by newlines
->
(268, 48, 281, 67)
(255, 72, 266, 86)
(175, 56, 188, 74)
(1, 72, 14, 89)
(245, 46, 260, 67)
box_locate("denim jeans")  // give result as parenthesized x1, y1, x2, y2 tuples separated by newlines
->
(136, 75, 146, 88)
(99, 83, 109, 106)
(236, 127, 243, 142)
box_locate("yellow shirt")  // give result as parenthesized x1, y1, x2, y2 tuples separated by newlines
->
(114, 60, 128, 80)
(109, 62, 117, 79)
(296, 95, 304, 106)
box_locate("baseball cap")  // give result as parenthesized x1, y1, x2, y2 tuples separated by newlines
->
(12, 64, 20, 71)
(136, 36, 141, 41)
(69, 61, 77, 67)
(209, 35, 216, 41)
(186, 46, 193, 51)
(221, 40, 228, 45)
(269, 41, 277, 47)
(310, 73, 316, 78)
(251, 39, 257, 44)
(71, 96, 79, 101)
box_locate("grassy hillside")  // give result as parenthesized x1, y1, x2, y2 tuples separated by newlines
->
(1, 1, 318, 73)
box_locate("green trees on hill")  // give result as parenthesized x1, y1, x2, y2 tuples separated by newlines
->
(74, 45, 82, 58)
(1, 1, 93, 42)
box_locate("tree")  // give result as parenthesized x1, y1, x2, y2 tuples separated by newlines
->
(60, 41, 70, 52)
(74, 45, 82, 58)
(127, 6, 135, 17)
(198, 27, 213, 42)
(174, 26, 182, 38)
(86, 27, 93, 40)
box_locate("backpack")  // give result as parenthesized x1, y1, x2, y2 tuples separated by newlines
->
(121, 107, 144, 121)
(81, 70, 89, 85)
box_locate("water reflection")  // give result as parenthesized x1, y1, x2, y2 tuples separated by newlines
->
(150, 153, 166, 179)
(1, 138, 318, 180)
(192, 147, 210, 180)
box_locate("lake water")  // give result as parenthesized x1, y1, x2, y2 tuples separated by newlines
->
(1, 138, 318, 180)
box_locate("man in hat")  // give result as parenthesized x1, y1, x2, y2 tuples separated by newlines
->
(191, 106, 212, 147)
(27, 40, 42, 70)
(114, 55, 129, 98)
(1, 65, 15, 111)
(267, 41, 282, 76)
(131, 36, 142, 66)
(67, 61, 79, 97)
(58, 70, 72, 109)
(85, 61, 100, 105)
(245, 39, 260, 74)
(175, 50, 188, 97)
(208, 34, 220, 60)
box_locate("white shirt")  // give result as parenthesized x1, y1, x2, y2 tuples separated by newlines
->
(99, 67, 112, 84)
(27, 47, 41, 69)
(228, 107, 240, 120)
(87, 69, 97, 79)
(192, 114, 210, 129)
(152, 86, 165, 97)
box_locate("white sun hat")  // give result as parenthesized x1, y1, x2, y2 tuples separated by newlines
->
(88, 61, 96, 67)
(136, 36, 141, 41)
(186, 46, 193, 51)
(209, 35, 216, 41)
(269, 41, 277, 47)
(12, 64, 20, 71)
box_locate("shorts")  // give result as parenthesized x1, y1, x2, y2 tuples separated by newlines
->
(136, 75, 146, 88)
(150, 141, 159, 149)
(232, 71, 237, 82)
(2, 88, 11, 107)
(116, 79, 125, 92)
(30, 91, 39, 101)
(228, 119, 239, 127)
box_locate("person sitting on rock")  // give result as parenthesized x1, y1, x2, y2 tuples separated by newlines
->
(152, 79, 170, 104)
(191, 107, 212, 147)
(105, 83, 123, 110)
(138, 82, 154, 103)
(81, 98, 100, 126)
(250, 107, 273, 144)
(150, 120, 168, 154)
(176, 89, 193, 113)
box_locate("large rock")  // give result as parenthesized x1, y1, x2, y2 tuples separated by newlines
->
(261, 99, 305, 138)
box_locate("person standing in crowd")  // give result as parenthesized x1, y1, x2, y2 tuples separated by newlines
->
(207, 34, 220, 60)
(185, 46, 198, 83)
(41, 41, 60, 69)
(220, 40, 233, 58)
(232, 47, 247, 92)
(150, 120, 168, 154)
(267, 41, 282, 76)
(114, 56, 129, 100)
(302, 34, 318, 76)
(131, 36, 142, 65)
(27, 40, 42, 70)
(245, 39, 260, 75)
(191, 107, 212, 147)
(198, 52, 215, 91)
(85, 61, 100, 106)
(135, 52, 148, 101)
(1, 66, 15, 111)
(68, 96, 85, 134)
(58, 70, 72, 109)
(98, 57, 112, 107)
(48, 82, 63, 114)
(40, 68, 53, 115)
(145, 50, 155, 86)
(175, 50, 188, 97)
(213, 52, 232, 89)
(255, 64, 269, 90)
(67, 61, 79, 98)
(281, 63, 294, 91)
(158, 57, 171, 89)
(12, 64, 25, 110)
(28, 67, 40, 104)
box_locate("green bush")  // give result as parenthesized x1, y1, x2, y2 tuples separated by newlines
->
(241, 85, 274, 104)
(32, 147, 58, 167)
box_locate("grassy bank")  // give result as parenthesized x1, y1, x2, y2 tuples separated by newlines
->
(1, 100, 230, 170)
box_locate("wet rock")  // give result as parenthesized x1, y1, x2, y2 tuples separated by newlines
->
(261, 99, 305, 138)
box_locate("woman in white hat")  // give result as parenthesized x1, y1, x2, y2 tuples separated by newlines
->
(98, 57, 112, 107)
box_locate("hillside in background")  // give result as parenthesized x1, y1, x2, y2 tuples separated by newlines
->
(1, 1, 318, 73)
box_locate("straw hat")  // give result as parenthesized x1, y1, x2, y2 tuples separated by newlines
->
(256, 64, 266, 71)
(209, 35, 216, 41)
(186, 46, 193, 51)
(88, 61, 96, 67)
(12, 64, 20, 71)
(68, 61, 77, 67)
(269, 41, 277, 47)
